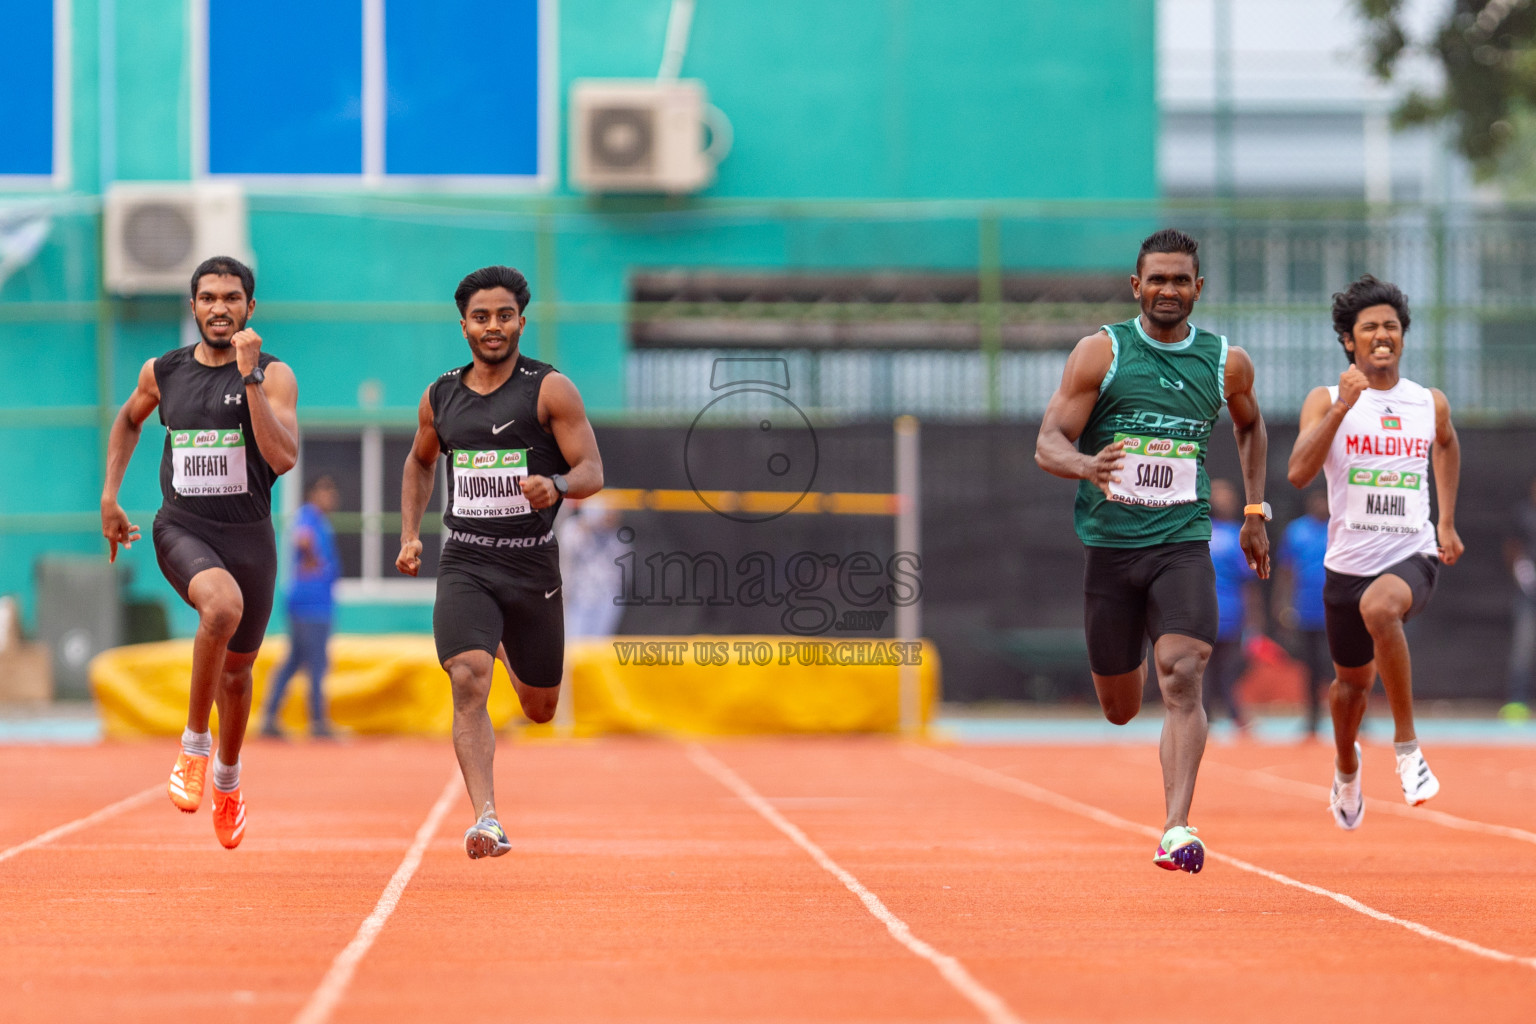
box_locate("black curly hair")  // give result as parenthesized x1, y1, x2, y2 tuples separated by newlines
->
(1136, 228, 1200, 277)
(455, 265, 531, 316)
(1331, 275, 1410, 363)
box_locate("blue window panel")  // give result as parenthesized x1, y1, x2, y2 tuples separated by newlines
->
(0, 1, 53, 175)
(208, 0, 362, 174)
(385, 0, 540, 176)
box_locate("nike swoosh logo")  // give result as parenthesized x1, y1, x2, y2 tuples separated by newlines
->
(545, 587, 561, 600)
(492, 420, 515, 434)
(1160, 377, 1184, 390)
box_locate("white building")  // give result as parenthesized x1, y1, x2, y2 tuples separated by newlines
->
(1158, 0, 1479, 201)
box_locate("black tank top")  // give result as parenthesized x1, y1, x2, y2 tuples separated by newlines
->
(155, 345, 281, 523)
(431, 355, 570, 583)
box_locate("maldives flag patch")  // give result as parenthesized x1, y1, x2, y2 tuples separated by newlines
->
(1381, 416, 1402, 430)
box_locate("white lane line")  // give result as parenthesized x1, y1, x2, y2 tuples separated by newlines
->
(291, 772, 461, 1024)
(686, 743, 1024, 1024)
(903, 745, 1536, 973)
(1203, 758, 1536, 847)
(0, 784, 162, 865)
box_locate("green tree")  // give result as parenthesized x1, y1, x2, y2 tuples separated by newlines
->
(1358, 0, 1536, 180)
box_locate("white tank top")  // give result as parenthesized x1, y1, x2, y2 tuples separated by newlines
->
(1321, 377, 1438, 576)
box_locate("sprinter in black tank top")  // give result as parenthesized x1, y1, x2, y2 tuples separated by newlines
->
(397, 265, 604, 860)
(100, 256, 298, 850)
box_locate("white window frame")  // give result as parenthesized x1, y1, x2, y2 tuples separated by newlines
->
(0, 0, 72, 189)
(285, 428, 442, 603)
(189, 0, 558, 191)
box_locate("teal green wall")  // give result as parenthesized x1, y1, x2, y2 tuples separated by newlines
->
(0, 0, 1156, 636)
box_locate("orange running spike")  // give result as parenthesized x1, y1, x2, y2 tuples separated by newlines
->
(212, 787, 246, 849)
(167, 752, 208, 813)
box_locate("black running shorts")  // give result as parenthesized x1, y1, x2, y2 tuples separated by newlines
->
(433, 555, 565, 687)
(1323, 553, 1440, 669)
(1082, 540, 1219, 676)
(152, 504, 277, 655)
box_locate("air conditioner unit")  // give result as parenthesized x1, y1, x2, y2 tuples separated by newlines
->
(570, 80, 720, 194)
(103, 182, 251, 295)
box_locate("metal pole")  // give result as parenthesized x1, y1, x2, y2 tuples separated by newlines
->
(535, 208, 559, 366)
(360, 426, 383, 582)
(978, 213, 1003, 417)
(894, 415, 922, 733)
(1213, 0, 1235, 200)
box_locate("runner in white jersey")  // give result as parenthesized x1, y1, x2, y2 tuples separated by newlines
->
(1288, 276, 1463, 830)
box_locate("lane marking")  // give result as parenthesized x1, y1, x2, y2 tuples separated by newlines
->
(903, 745, 1536, 972)
(0, 784, 162, 866)
(686, 743, 1024, 1024)
(291, 772, 460, 1024)
(1203, 758, 1536, 847)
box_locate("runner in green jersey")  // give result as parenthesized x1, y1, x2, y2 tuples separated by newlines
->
(1036, 229, 1272, 874)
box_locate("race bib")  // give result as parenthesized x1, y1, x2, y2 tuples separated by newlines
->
(451, 448, 530, 518)
(1344, 467, 1427, 534)
(1107, 433, 1199, 507)
(170, 427, 247, 496)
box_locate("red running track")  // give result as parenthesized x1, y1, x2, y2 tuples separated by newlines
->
(2, 737, 1533, 1023)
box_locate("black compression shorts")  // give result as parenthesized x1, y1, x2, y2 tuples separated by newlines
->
(433, 557, 565, 686)
(152, 504, 277, 655)
(1323, 553, 1439, 669)
(1082, 540, 1218, 675)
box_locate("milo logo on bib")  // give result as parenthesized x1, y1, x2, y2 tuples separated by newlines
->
(1108, 433, 1199, 508)
(452, 448, 530, 519)
(170, 425, 248, 496)
(1344, 466, 1427, 534)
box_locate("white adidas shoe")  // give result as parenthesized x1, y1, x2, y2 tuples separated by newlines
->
(1395, 746, 1440, 806)
(1329, 742, 1364, 830)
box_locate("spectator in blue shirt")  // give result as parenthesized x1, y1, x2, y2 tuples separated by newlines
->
(261, 476, 340, 738)
(1276, 488, 1331, 737)
(1206, 479, 1260, 732)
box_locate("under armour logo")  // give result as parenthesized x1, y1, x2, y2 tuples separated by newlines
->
(1159, 377, 1185, 390)
(224, 394, 243, 405)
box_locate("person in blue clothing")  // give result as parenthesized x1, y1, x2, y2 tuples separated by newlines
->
(261, 475, 341, 738)
(1276, 487, 1333, 737)
(1206, 479, 1260, 731)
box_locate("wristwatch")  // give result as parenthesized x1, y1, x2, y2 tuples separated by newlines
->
(551, 473, 569, 496)
(242, 366, 265, 386)
(1243, 502, 1273, 521)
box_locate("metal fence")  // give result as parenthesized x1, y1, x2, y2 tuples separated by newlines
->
(626, 202, 1536, 421)
(6, 196, 1536, 427)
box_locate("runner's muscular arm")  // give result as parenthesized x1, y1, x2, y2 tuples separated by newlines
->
(525, 372, 604, 509)
(1034, 331, 1123, 495)
(1430, 388, 1464, 566)
(396, 387, 440, 577)
(233, 328, 298, 475)
(100, 358, 162, 562)
(1225, 345, 1270, 578)
(1288, 365, 1367, 488)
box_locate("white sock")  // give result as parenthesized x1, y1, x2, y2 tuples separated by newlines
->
(212, 757, 241, 793)
(1336, 766, 1359, 784)
(181, 728, 212, 758)
(1394, 739, 1420, 759)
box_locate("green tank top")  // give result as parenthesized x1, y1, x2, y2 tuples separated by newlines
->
(1073, 316, 1228, 548)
